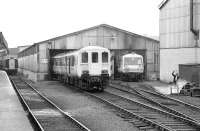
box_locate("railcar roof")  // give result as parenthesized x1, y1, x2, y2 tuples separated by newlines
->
(53, 51, 79, 58)
(80, 46, 109, 52)
(53, 46, 109, 58)
(123, 53, 143, 58)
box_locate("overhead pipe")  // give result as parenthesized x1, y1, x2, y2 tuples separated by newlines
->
(190, 0, 199, 38)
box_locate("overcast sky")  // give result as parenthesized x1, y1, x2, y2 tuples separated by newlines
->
(0, 0, 162, 48)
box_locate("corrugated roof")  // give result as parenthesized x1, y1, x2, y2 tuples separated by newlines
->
(101, 24, 159, 42)
(159, 0, 169, 9)
(19, 24, 159, 54)
(36, 24, 159, 44)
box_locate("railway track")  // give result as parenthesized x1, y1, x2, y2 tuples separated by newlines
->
(108, 84, 197, 121)
(110, 81, 200, 124)
(10, 76, 90, 131)
(139, 88, 200, 122)
(85, 89, 200, 131)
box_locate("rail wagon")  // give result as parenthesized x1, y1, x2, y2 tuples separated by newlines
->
(52, 46, 111, 91)
(3, 58, 18, 75)
(118, 52, 144, 81)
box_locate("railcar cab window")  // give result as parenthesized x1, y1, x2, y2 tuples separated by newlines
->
(65, 57, 68, 66)
(82, 52, 88, 63)
(102, 52, 108, 63)
(137, 58, 142, 65)
(124, 57, 142, 66)
(92, 52, 98, 63)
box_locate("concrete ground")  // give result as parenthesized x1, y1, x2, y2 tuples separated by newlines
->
(0, 71, 33, 131)
(142, 79, 188, 94)
(112, 79, 188, 95)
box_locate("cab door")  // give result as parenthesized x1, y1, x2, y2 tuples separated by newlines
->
(90, 52, 101, 75)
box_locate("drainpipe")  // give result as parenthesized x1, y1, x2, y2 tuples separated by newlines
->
(190, 0, 199, 38)
(190, 0, 199, 63)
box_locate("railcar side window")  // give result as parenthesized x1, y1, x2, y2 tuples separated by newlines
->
(82, 52, 88, 63)
(124, 57, 142, 66)
(71, 56, 75, 66)
(59, 58, 61, 66)
(92, 52, 98, 63)
(53, 59, 56, 65)
(61, 58, 65, 66)
(102, 52, 108, 63)
(56, 59, 58, 66)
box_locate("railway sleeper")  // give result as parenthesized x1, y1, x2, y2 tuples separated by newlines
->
(128, 120, 144, 123)
(139, 126, 155, 130)
(170, 126, 197, 130)
(161, 121, 185, 124)
(142, 116, 160, 120)
(164, 123, 190, 126)
(132, 123, 149, 127)
(123, 118, 137, 121)
(175, 129, 197, 131)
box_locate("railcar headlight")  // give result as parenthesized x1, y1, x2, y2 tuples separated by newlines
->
(102, 70, 108, 74)
(82, 70, 89, 74)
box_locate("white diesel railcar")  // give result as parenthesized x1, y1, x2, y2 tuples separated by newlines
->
(52, 46, 111, 91)
(118, 53, 144, 81)
(3, 58, 18, 75)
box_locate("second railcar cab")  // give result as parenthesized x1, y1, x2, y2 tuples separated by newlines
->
(118, 53, 144, 81)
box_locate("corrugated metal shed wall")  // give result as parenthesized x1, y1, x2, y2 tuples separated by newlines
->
(48, 26, 157, 50)
(159, 0, 195, 48)
(194, 0, 200, 33)
(39, 43, 48, 73)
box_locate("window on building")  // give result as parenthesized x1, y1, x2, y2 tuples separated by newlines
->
(102, 52, 108, 63)
(92, 52, 98, 63)
(82, 52, 88, 63)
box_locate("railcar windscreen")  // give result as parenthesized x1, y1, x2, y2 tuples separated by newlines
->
(92, 52, 98, 63)
(102, 52, 108, 63)
(124, 57, 142, 66)
(82, 52, 88, 63)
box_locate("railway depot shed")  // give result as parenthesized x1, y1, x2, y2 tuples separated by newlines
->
(18, 24, 159, 81)
(159, 0, 200, 82)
